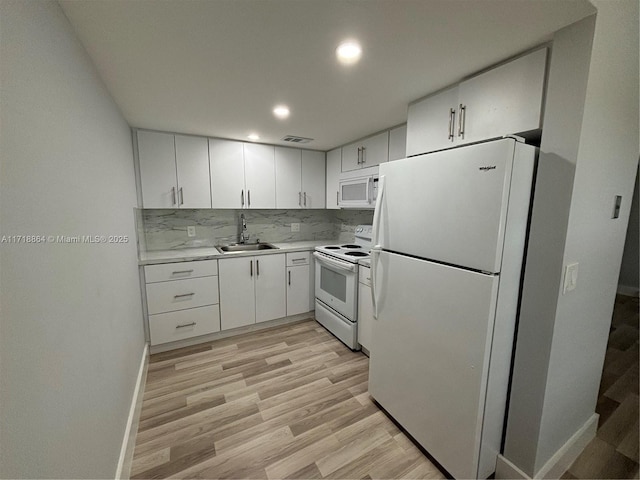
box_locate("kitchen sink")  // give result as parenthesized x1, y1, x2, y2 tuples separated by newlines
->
(216, 243, 278, 253)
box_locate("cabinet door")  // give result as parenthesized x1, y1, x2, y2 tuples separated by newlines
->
(287, 265, 310, 316)
(275, 147, 302, 209)
(218, 256, 256, 330)
(325, 148, 341, 210)
(406, 86, 458, 156)
(175, 135, 211, 208)
(357, 280, 373, 351)
(388, 125, 407, 161)
(244, 143, 276, 208)
(137, 131, 177, 208)
(458, 48, 547, 144)
(255, 254, 286, 323)
(301, 150, 325, 208)
(341, 142, 361, 172)
(209, 139, 245, 209)
(360, 131, 389, 168)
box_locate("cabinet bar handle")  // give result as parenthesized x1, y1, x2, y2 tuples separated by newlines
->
(174, 293, 195, 298)
(361, 146, 366, 164)
(458, 104, 466, 138)
(299, 191, 302, 206)
(291, 258, 306, 262)
(250, 260, 253, 277)
(172, 269, 194, 275)
(448, 108, 455, 141)
(248, 190, 251, 207)
(179, 187, 184, 205)
(176, 322, 196, 329)
(241, 189, 245, 207)
(336, 191, 339, 205)
(256, 259, 259, 276)
(171, 187, 177, 205)
(288, 270, 291, 285)
(357, 147, 361, 164)
(304, 192, 307, 207)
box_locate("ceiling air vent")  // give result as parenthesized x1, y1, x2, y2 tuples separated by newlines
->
(281, 135, 313, 144)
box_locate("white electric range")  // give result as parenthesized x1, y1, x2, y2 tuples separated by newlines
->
(313, 225, 372, 350)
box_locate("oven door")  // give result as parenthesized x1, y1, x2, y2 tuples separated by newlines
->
(313, 252, 357, 321)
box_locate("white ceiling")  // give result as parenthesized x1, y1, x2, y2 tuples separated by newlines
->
(59, 0, 595, 151)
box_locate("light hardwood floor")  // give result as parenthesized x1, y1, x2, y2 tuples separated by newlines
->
(131, 320, 444, 479)
(563, 294, 639, 479)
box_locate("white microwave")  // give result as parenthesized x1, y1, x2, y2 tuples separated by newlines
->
(338, 174, 378, 208)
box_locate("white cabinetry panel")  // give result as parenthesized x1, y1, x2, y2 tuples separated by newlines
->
(137, 131, 178, 208)
(275, 147, 302, 209)
(209, 138, 245, 209)
(244, 143, 276, 208)
(325, 148, 341, 209)
(174, 135, 211, 208)
(149, 305, 220, 346)
(146, 276, 219, 315)
(301, 150, 325, 208)
(255, 254, 286, 323)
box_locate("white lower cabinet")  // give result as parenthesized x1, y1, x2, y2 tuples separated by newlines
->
(144, 260, 220, 346)
(286, 252, 311, 316)
(357, 264, 373, 352)
(219, 254, 286, 330)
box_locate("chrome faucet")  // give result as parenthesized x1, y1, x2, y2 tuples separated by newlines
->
(239, 213, 249, 244)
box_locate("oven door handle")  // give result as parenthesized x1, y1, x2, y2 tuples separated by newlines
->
(313, 252, 357, 273)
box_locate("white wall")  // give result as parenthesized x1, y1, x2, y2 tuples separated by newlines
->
(504, 0, 639, 476)
(0, 1, 145, 477)
(618, 170, 639, 294)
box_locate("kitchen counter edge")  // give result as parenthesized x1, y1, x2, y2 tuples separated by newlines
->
(138, 240, 335, 266)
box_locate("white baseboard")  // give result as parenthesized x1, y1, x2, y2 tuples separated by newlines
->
(617, 284, 639, 297)
(496, 413, 598, 480)
(115, 343, 149, 480)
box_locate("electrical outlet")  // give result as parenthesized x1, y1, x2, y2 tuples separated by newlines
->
(291, 223, 300, 232)
(563, 262, 579, 294)
(187, 226, 196, 237)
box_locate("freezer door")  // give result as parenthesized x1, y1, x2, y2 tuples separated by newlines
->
(377, 138, 533, 274)
(369, 251, 499, 480)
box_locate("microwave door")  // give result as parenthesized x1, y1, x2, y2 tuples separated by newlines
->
(339, 176, 372, 208)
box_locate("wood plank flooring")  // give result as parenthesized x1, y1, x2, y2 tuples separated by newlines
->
(130, 320, 444, 479)
(563, 294, 639, 479)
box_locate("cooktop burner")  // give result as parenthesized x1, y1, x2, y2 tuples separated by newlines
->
(345, 251, 368, 257)
(324, 246, 341, 250)
(341, 244, 361, 249)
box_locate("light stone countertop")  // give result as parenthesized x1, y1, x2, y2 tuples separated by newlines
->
(138, 240, 338, 266)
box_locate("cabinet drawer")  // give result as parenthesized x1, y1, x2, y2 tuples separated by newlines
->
(359, 265, 371, 287)
(149, 305, 221, 345)
(144, 259, 218, 283)
(146, 276, 219, 314)
(286, 251, 310, 266)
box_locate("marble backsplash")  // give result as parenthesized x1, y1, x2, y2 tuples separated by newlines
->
(138, 208, 374, 251)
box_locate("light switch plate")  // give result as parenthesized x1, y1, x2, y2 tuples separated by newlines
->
(291, 223, 300, 232)
(563, 262, 579, 294)
(187, 226, 196, 237)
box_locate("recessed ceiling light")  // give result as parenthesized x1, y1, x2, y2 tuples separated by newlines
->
(336, 40, 362, 65)
(247, 133, 260, 141)
(273, 105, 290, 119)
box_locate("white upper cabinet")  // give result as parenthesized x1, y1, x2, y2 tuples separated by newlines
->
(275, 147, 302, 209)
(275, 148, 325, 209)
(301, 150, 325, 209)
(457, 48, 547, 144)
(174, 135, 211, 208)
(407, 86, 462, 156)
(407, 48, 547, 157)
(244, 143, 276, 209)
(342, 131, 389, 172)
(388, 124, 407, 161)
(209, 138, 245, 209)
(209, 139, 276, 209)
(138, 130, 211, 208)
(325, 148, 341, 210)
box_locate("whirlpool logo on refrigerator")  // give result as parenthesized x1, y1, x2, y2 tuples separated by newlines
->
(478, 165, 496, 172)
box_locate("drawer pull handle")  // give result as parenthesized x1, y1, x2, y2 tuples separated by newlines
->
(176, 322, 196, 329)
(174, 293, 195, 299)
(172, 269, 194, 275)
(291, 258, 306, 262)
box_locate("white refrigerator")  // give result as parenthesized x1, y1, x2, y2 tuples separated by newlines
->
(369, 138, 536, 479)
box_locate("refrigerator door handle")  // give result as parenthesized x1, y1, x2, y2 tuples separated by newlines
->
(371, 175, 385, 319)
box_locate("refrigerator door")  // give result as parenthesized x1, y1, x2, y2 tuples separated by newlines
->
(369, 250, 499, 480)
(377, 138, 524, 274)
